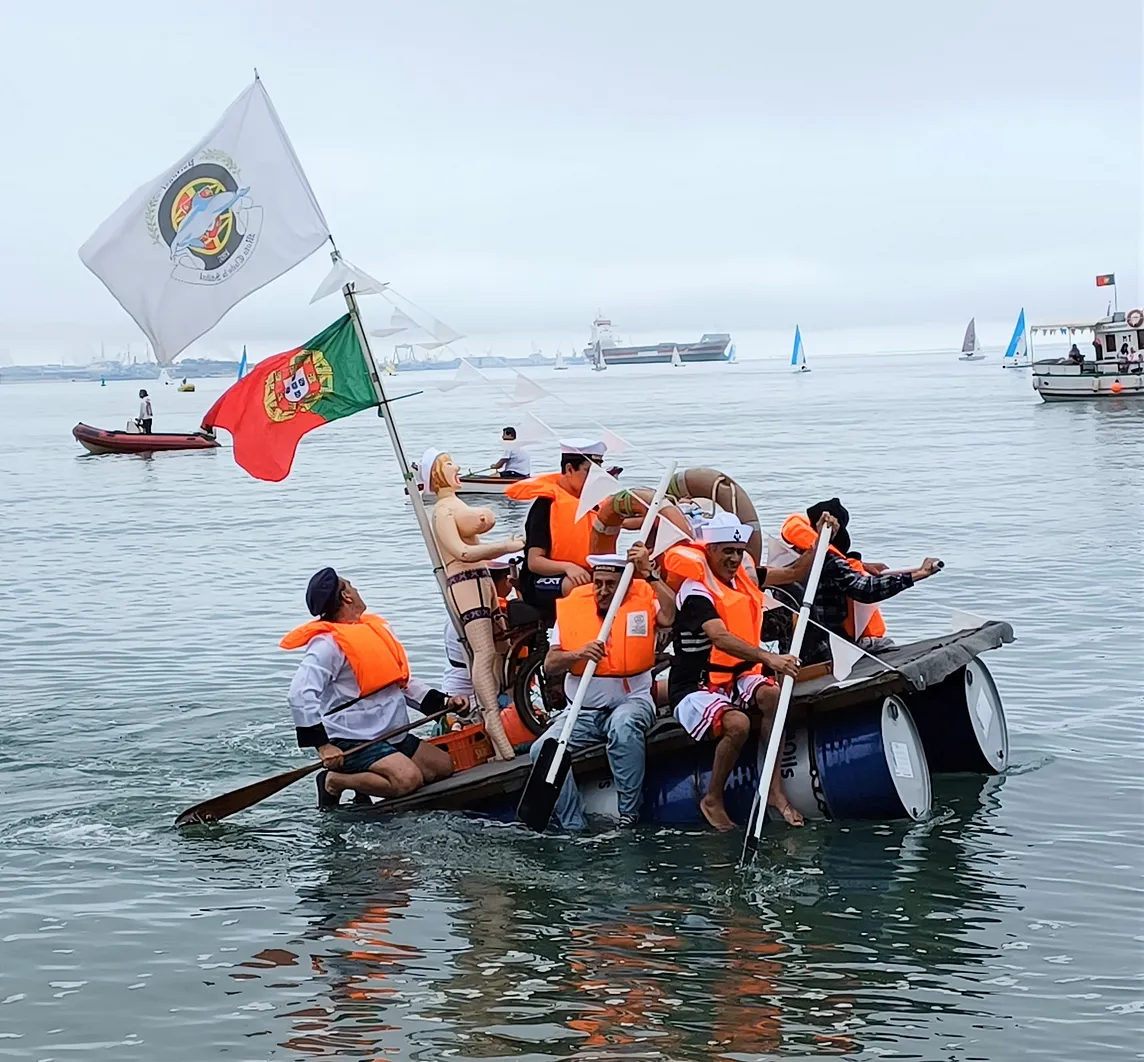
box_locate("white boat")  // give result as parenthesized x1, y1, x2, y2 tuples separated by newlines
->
(554, 349, 568, 371)
(671, 346, 683, 368)
(420, 474, 522, 500)
(790, 326, 811, 373)
(1001, 309, 1029, 369)
(1030, 308, 1144, 401)
(959, 318, 985, 361)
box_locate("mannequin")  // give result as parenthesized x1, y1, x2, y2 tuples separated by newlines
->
(426, 449, 523, 760)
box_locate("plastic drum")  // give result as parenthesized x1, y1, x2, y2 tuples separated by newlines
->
(768, 725, 830, 821)
(906, 658, 1009, 775)
(814, 696, 931, 821)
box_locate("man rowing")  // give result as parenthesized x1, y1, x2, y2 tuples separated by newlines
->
(283, 567, 458, 809)
(667, 511, 839, 832)
(531, 544, 675, 829)
(507, 439, 606, 623)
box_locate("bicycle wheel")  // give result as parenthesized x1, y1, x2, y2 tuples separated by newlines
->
(512, 649, 564, 736)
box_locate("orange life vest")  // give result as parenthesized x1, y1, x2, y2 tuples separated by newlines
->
(506, 472, 594, 570)
(780, 513, 887, 639)
(660, 542, 709, 592)
(555, 580, 658, 677)
(280, 613, 411, 692)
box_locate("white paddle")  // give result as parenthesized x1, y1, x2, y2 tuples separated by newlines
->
(741, 523, 834, 859)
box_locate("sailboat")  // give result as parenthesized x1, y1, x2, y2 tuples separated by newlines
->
(554, 348, 568, 371)
(959, 318, 985, 361)
(671, 346, 684, 368)
(790, 326, 811, 372)
(592, 344, 608, 372)
(236, 345, 247, 380)
(1001, 309, 1029, 368)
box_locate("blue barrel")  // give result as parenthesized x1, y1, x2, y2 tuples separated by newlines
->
(813, 696, 931, 821)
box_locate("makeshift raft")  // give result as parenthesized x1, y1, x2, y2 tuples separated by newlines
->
(360, 622, 1014, 827)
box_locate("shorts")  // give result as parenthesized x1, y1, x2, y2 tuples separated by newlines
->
(673, 674, 774, 740)
(331, 733, 420, 774)
(521, 575, 565, 624)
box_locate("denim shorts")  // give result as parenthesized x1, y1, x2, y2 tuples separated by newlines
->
(331, 734, 420, 773)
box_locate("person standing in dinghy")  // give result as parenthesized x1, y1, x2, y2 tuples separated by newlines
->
(283, 567, 459, 809)
(135, 389, 153, 434)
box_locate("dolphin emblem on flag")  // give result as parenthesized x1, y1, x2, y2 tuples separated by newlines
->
(170, 186, 250, 260)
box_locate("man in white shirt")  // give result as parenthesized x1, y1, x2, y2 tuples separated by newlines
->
(493, 426, 531, 479)
(136, 389, 153, 433)
(283, 567, 460, 809)
(531, 544, 675, 830)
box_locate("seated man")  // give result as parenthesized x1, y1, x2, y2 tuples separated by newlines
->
(283, 567, 460, 809)
(780, 498, 942, 664)
(506, 439, 606, 623)
(531, 544, 675, 830)
(441, 556, 515, 700)
(492, 426, 532, 479)
(668, 512, 802, 832)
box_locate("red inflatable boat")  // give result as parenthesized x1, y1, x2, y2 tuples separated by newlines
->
(72, 422, 220, 455)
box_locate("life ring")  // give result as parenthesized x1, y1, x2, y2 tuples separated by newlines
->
(666, 467, 763, 564)
(589, 490, 692, 555)
(1126, 308, 1143, 328)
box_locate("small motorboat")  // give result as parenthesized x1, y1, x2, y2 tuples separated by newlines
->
(177, 382, 195, 392)
(72, 422, 219, 455)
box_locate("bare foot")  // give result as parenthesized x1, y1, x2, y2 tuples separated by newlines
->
(700, 794, 736, 832)
(768, 791, 805, 827)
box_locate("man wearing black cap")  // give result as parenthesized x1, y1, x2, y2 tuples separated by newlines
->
(779, 499, 942, 664)
(281, 567, 462, 809)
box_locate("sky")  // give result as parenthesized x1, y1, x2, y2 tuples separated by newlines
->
(0, 0, 1140, 362)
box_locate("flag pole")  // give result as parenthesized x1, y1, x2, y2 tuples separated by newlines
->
(332, 247, 457, 629)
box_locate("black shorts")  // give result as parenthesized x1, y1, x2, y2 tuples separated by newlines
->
(521, 574, 564, 624)
(331, 733, 420, 773)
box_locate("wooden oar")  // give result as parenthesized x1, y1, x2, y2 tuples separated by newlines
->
(741, 523, 834, 863)
(173, 707, 449, 828)
(517, 462, 676, 832)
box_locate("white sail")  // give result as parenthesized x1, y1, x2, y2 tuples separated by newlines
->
(790, 326, 810, 372)
(959, 317, 985, 360)
(1002, 309, 1029, 367)
(671, 346, 683, 368)
(554, 349, 568, 370)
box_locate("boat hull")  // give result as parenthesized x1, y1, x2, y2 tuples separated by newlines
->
(584, 337, 735, 366)
(959, 354, 986, 362)
(72, 422, 219, 455)
(420, 475, 521, 500)
(1032, 360, 1144, 401)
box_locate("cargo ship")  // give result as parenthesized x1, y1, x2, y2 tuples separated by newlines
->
(583, 314, 735, 368)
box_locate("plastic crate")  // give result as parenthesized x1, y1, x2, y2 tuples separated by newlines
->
(429, 723, 493, 771)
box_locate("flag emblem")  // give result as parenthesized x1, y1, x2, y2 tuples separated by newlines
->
(264, 349, 332, 421)
(1096, 273, 1116, 287)
(145, 155, 262, 283)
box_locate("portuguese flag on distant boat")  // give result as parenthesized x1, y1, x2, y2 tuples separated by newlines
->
(202, 314, 377, 482)
(1096, 273, 1116, 287)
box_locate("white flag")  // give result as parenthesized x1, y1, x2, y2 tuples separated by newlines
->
(503, 372, 550, 408)
(310, 256, 387, 303)
(600, 429, 632, 455)
(575, 460, 621, 521)
(515, 411, 558, 445)
(80, 80, 329, 365)
(853, 601, 879, 638)
(766, 534, 801, 568)
(650, 515, 691, 558)
(829, 633, 865, 682)
(433, 358, 489, 392)
(951, 608, 988, 633)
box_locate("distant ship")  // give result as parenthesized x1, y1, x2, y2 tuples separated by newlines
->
(583, 314, 735, 368)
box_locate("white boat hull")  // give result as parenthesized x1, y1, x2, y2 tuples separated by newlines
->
(1032, 360, 1144, 401)
(959, 354, 986, 362)
(421, 475, 520, 500)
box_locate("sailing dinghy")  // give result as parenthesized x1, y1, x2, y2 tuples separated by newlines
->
(959, 318, 986, 361)
(790, 326, 811, 372)
(1001, 309, 1029, 368)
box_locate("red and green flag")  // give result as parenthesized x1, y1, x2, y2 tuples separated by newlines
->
(1096, 273, 1116, 287)
(202, 314, 377, 481)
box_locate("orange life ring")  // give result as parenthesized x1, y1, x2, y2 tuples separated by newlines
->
(588, 490, 692, 555)
(1126, 308, 1143, 328)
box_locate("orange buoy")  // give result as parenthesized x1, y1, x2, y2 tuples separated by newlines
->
(1111, 380, 1123, 394)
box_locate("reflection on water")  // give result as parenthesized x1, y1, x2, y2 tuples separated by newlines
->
(1, 361, 1142, 1060)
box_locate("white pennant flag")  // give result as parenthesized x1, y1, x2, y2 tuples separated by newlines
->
(951, 608, 988, 633)
(650, 514, 691, 558)
(515, 411, 558, 445)
(853, 601, 879, 638)
(502, 372, 551, 408)
(310, 257, 387, 303)
(763, 590, 783, 612)
(80, 80, 329, 365)
(433, 358, 489, 391)
(766, 534, 801, 568)
(829, 633, 865, 681)
(575, 460, 621, 521)
(600, 429, 632, 455)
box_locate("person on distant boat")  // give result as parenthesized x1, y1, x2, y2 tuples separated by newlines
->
(440, 556, 516, 702)
(1118, 342, 1131, 373)
(1070, 344, 1086, 365)
(533, 545, 675, 830)
(283, 567, 459, 809)
(507, 439, 606, 623)
(669, 512, 805, 833)
(1128, 348, 1143, 374)
(135, 389, 153, 434)
(779, 499, 942, 663)
(493, 426, 531, 479)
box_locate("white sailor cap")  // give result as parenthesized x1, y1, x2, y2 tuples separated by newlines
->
(586, 553, 628, 571)
(698, 511, 753, 546)
(419, 447, 443, 482)
(559, 437, 607, 457)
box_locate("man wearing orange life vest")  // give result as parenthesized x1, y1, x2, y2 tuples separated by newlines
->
(668, 511, 805, 833)
(283, 567, 459, 809)
(780, 498, 943, 665)
(532, 544, 676, 830)
(506, 439, 606, 623)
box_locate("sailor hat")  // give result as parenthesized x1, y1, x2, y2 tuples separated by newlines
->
(698, 511, 753, 546)
(586, 553, 628, 571)
(558, 437, 607, 457)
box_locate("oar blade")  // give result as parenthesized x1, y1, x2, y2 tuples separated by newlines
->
(174, 762, 318, 828)
(516, 739, 572, 832)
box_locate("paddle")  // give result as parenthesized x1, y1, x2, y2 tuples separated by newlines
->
(173, 706, 449, 828)
(517, 462, 676, 832)
(741, 523, 834, 862)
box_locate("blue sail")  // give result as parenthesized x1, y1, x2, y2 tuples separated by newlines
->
(236, 345, 247, 380)
(1003, 310, 1027, 362)
(791, 326, 804, 367)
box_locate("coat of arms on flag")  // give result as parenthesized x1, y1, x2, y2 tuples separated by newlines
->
(265, 351, 331, 421)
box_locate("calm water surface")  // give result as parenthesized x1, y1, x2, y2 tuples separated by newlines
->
(1, 355, 1141, 1060)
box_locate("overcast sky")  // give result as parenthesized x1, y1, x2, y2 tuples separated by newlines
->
(1, 0, 1140, 359)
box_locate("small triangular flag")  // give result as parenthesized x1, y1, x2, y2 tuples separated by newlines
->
(575, 460, 620, 521)
(515, 411, 558, 445)
(853, 602, 878, 638)
(650, 515, 691, 558)
(600, 429, 631, 455)
(433, 359, 489, 392)
(767, 534, 800, 568)
(763, 590, 782, 612)
(502, 372, 551, 408)
(951, 608, 988, 633)
(310, 258, 388, 303)
(829, 633, 865, 681)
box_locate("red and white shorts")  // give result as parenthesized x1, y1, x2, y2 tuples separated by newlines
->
(673, 674, 775, 740)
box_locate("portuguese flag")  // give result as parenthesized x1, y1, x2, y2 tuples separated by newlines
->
(1096, 273, 1116, 287)
(202, 314, 377, 482)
